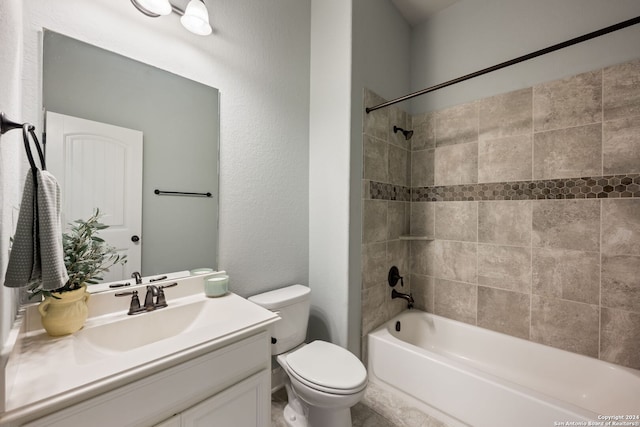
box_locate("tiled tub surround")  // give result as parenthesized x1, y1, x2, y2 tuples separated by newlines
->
(361, 58, 640, 370)
(361, 89, 414, 360)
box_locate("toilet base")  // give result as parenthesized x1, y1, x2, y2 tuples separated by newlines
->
(308, 406, 352, 427)
(283, 403, 308, 427)
(280, 380, 354, 427)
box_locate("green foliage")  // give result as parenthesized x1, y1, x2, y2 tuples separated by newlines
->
(29, 208, 127, 298)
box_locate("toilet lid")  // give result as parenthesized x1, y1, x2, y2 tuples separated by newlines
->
(286, 341, 367, 391)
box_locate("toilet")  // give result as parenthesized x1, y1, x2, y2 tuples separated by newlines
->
(249, 284, 367, 427)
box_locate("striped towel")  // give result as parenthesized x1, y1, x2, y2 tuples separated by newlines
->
(4, 169, 68, 290)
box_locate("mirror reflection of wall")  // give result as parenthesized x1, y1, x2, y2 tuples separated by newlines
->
(42, 30, 219, 281)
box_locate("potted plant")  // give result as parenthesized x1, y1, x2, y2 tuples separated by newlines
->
(29, 209, 127, 336)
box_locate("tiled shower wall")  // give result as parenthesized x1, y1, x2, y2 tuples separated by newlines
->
(361, 89, 413, 358)
(362, 58, 640, 369)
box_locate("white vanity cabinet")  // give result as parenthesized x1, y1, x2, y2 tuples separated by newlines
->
(22, 331, 271, 427)
(155, 370, 269, 427)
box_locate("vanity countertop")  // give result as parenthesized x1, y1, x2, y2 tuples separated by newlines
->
(0, 276, 278, 425)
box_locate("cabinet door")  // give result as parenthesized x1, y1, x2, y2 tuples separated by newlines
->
(181, 370, 270, 427)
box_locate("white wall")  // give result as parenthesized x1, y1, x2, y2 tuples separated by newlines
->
(0, 0, 23, 347)
(19, 0, 310, 301)
(308, 0, 353, 348)
(411, 0, 640, 113)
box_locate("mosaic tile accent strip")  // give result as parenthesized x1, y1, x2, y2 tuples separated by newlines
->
(368, 175, 640, 201)
(369, 181, 411, 201)
(411, 174, 640, 202)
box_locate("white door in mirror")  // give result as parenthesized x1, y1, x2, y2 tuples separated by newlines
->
(46, 112, 143, 281)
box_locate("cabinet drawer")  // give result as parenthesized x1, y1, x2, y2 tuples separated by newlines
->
(24, 331, 270, 427)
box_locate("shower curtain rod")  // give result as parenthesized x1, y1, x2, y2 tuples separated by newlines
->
(365, 15, 640, 113)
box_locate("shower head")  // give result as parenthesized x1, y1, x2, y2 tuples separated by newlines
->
(393, 125, 414, 140)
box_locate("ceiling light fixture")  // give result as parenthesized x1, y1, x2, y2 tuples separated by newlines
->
(130, 0, 172, 17)
(130, 0, 212, 36)
(180, 0, 213, 36)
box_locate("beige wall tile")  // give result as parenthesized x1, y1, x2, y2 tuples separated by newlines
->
(363, 135, 388, 182)
(364, 89, 389, 140)
(532, 247, 600, 305)
(602, 199, 640, 256)
(434, 201, 478, 242)
(434, 142, 478, 186)
(362, 284, 389, 336)
(478, 134, 533, 183)
(532, 200, 600, 251)
(410, 202, 434, 238)
(362, 179, 370, 200)
(533, 124, 602, 179)
(388, 144, 410, 186)
(434, 278, 477, 325)
(601, 254, 640, 314)
(603, 116, 640, 174)
(363, 200, 387, 243)
(411, 112, 435, 151)
(478, 200, 531, 246)
(411, 274, 434, 312)
(477, 286, 530, 339)
(533, 70, 602, 132)
(530, 295, 599, 357)
(433, 240, 477, 283)
(479, 87, 533, 140)
(603, 58, 640, 121)
(601, 308, 640, 370)
(478, 244, 531, 293)
(435, 103, 478, 147)
(362, 242, 387, 290)
(387, 240, 410, 280)
(389, 106, 410, 150)
(410, 240, 435, 276)
(387, 201, 409, 240)
(411, 149, 434, 187)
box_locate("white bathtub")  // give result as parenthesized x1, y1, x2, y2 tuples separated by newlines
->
(368, 311, 640, 427)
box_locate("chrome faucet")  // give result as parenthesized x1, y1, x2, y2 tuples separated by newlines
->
(132, 271, 142, 285)
(392, 289, 414, 309)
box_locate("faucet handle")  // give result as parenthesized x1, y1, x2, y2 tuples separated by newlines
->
(155, 283, 178, 309)
(388, 266, 404, 287)
(115, 290, 143, 315)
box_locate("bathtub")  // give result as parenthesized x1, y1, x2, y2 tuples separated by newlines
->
(367, 311, 640, 427)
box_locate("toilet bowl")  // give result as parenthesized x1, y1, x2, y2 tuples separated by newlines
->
(248, 285, 368, 427)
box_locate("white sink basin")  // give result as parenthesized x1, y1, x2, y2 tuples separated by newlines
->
(78, 299, 209, 353)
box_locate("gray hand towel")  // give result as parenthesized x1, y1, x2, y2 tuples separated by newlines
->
(4, 169, 68, 290)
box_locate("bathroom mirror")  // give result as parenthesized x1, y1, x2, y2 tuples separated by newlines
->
(41, 30, 219, 287)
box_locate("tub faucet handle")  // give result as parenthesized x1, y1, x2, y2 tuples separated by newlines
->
(388, 266, 404, 287)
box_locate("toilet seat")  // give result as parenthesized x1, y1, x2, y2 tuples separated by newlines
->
(284, 341, 367, 395)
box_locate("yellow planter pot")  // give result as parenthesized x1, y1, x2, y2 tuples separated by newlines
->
(38, 285, 91, 336)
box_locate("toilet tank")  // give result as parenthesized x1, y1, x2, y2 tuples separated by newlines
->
(248, 284, 310, 355)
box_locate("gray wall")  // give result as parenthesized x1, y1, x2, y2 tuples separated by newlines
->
(410, 0, 640, 113)
(350, 0, 411, 354)
(43, 31, 219, 276)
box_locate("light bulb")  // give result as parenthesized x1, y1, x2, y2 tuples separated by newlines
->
(180, 0, 213, 36)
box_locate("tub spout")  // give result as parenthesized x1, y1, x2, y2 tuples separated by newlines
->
(391, 289, 414, 309)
